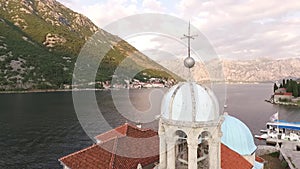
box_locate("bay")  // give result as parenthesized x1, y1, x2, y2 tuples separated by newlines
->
(0, 83, 300, 168)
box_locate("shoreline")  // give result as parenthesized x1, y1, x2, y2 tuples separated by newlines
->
(0, 82, 273, 94)
(265, 99, 300, 107)
(0, 87, 165, 94)
(273, 101, 299, 107)
(0, 88, 109, 94)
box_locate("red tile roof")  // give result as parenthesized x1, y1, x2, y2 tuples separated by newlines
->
(94, 123, 157, 142)
(221, 144, 253, 169)
(60, 123, 263, 169)
(284, 92, 293, 96)
(59, 123, 159, 169)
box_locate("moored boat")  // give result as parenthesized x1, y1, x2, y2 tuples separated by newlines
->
(255, 133, 268, 140)
(255, 120, 300, 142)
(259, 129, 268, 133)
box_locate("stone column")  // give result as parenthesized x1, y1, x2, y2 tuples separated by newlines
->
(188, 138, 198, 169)
(166, 137, 176, 169)
(209, 138, 221, 169)
(159, 135, 167, 169)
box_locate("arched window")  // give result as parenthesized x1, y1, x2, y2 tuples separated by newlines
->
(175, 130, 188, 168)
(197, 131, 211, 168)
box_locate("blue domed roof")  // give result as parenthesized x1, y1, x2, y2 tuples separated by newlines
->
(161, 82, 219, 122)
(221, 115, 257, 155)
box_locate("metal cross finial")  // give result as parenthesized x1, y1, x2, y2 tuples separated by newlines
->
(182, 21, 197, 69)
(182, 21, 197, 58)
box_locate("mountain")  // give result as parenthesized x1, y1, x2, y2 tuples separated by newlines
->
(222, 58, 300, 82)
(0, 0, 175, 90)
(160, 58, 300, 83)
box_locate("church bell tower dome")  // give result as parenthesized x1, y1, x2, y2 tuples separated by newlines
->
(158, 82, 222, 169)
(161, 82, 220, 123)
(158, 22, 223, 169)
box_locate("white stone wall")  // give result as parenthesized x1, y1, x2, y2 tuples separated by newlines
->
(274, 95, 292, 102)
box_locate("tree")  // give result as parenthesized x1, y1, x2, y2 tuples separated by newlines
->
(287, 79, 293, 92)
(286, 79, 290, 88)
(297, 84, 300, 97)
(283, 79, 286, 88)
(273, 83, 278, 92)
(293, 82, 298, 97)
(95, 82, 104, 89)
(279, 84, 283, 88)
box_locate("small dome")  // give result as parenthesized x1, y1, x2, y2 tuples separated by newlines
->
(221, 115, 257, 155)
(161, 82, 219, 122)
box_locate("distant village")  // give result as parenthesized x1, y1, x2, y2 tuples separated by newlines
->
(271, 78, 300, 106)
(65, 77, 176, 90)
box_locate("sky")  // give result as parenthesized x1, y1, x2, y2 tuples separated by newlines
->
(57, 0, 300, 60)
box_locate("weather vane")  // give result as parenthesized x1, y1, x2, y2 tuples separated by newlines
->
(181, 21, 197, 69)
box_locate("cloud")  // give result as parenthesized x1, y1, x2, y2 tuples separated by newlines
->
(174, 0, 300, 59)
(56, 0, 82, 12)
(142, 0, 164, 12)
(81, 0, 138, 27)
(77, 0, 167, 26)
(57, 0, 300, 59)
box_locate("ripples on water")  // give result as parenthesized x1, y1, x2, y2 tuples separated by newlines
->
(0, 92, 92, 169)
(0, 84, 300, 168)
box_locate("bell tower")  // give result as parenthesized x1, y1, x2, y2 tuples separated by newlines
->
(158, 83, 223, 169)
(158, 23, 223, 169)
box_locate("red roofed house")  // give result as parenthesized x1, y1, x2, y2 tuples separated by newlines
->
(59, 123, 159, 169)
(274, 92, 293, 102)
(274, 88, 286, 94)
(273, 87, 295, 102)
